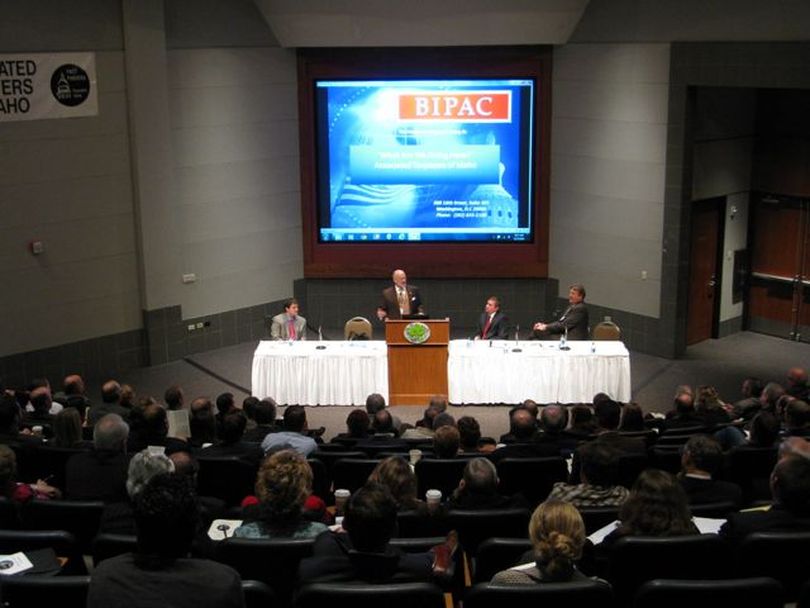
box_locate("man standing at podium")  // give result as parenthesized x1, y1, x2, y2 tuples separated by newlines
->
(533, 283, 590, 340)
(271, 298, 307, 341)
(474, 296, 509, 340)
(377, 269, 424, 320)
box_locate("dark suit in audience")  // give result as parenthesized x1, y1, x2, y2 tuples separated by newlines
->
(66, 413, 131, 502)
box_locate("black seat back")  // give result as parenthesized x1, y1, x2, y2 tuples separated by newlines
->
(738, 531, 810, 601)
(0, 575, 90, 608)
(464, 580, 613, 608)
(495, 457, 568, 506)
(295, 582, 446, 608)
(473, 537, 533, 583)
(415, 458, 468, 499)
(633, 577, 784, 608)
(196, 456, 258, 506)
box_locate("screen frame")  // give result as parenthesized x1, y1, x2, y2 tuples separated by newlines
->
(298, 46, 551, 278)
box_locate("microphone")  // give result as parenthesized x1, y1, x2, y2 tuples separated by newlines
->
(512, 324, 522, 352)
(217, 523, 231, 539)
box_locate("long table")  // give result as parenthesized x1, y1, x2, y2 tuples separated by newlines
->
(251, 340, 388, 406)
(447, 339, 631, 404)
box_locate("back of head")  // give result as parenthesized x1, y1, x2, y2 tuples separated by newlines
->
(220, 409, 247, 444)
(368, 456, 417, 508)
(63, 374, 85, 396)
(749, 411, 780, 446)
(373, 409, 394, 434)
(134, 473, 198, 560)
(511, 408, 536, 441)
(255, 398, 277, 425)
(189, 397, 216, 444)
(773, 456, 810, 515)
(242, 396, 260, 421)
(94, 413, 130, 451)
(521, 400, 539, 419)
(457, 416, 481, 450)
(283, 405, 307, 433)
(620, 469, 693, 536)
(127, 449, 175, 499)
(462, 457, 499, 495)
(428, 395, 448, 413)
(619, 403, 645, 431)
(570, 405, 595, 430)
(433, 412, 456, 431)
(540, 405, 568, 433)
(529, 500, 586, 582)
(215, 392, 235, 416)
(164, 385, 184, 411)
(168, 450, 199, 480)
(29, 387, 52, 415)
(594, 398, 621, 430)
(52, 407, 82, 448)
(101, 380, 121, 404)
(578, 441, 620, 487)
(743, 377, 765, 399)
(786, 400, 810, 429)
(140, 402, 168, 442)
(762, 382, 785, 408)
(346, 409, 370, 437)
(344, 481, 398, 552)
(433, 425, 460, 458)
(256, 449, 312, 524)
(365, 393, 386, 415)
(683, 434, 723, 475)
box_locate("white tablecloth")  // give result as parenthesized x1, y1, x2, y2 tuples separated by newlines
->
(251, 340, 389, 406)
(447, 340, 631, 404)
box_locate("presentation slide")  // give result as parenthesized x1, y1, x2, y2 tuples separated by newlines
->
(315, 79, 535, 243)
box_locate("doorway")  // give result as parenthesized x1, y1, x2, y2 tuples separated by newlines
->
(687, 198, 724, 345)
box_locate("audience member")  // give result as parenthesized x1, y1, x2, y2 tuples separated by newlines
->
(164, 385, 184, 411)
(458, 415, 495, 454)
(234, 450, 327, 539)
(491, 500, 603, 585)
(51, 407, 89, 448)
(261, 405, 317, 456)
(99, 449, 175, 534)
(88, 380, 130, 425)
(448, 457, 524, 509)
(733, 377, 764, 420)
(368, 456, 424, 511)
(55, 374, 91, 420)
(366, 392, 403, 433)
(199, 410, 263, 465)
(215, 392, 236, 437)
(547, 442, 628, 507)
(189, 397, 217, 447)
(720, 455, 810, 544)
(88, 473, 244, 608)
(242, 398, 279, 443)
(299, 482, 434, 583)
(492, 408, 560, 463)
(695, 385, 732, 427)
(66, 413, 131, 502)
(618, 403, 646, 432)
(332, 409, 371, 444)
(679, 434, 742, 506)
(783, 400, 810, 438)
(786, 367, 810, 401)
(433, 425, 460, 458)
(0, 444, 60, 502)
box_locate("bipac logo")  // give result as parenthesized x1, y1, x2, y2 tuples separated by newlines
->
(399, 91, 511, 123)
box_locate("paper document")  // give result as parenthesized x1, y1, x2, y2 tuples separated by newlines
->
(0, 552, 33, 576)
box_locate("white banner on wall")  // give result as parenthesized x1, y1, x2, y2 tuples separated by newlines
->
(0, 52, 97, 122)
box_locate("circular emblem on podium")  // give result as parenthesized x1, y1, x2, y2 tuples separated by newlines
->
(404, 322, 430, 344)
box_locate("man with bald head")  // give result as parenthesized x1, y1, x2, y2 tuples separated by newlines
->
(491, 407, 560, 463)
(88, 380, 131, 425)
(377, 269, 424, 320)
(56, 374, 91, 420)
(787, 367, 810, 401)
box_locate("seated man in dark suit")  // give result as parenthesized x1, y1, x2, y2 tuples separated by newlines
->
(88, 473, 244, 608)
(720, 453, 810, 545)
(491, 408, 560, 463)
(473, 296, 509, 340)
(532, 283, 589, 341)
(0, 392, 43, 447)
(356, 410, 408, 453)
(66, 413, 131, 502)
(448, 457, 526, 509)
(241, 398, 279, 443)
(679, 434, 742, 507)
(199, 410, 263, 467)
(299, 482, 433, 583)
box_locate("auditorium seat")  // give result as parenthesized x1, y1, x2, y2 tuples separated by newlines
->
(331, 458, 381, 494)
(632, 577, 784, 608)
(473, 537, 532, 583)
(295, 582, 446, 608)
(592, 320, 621, 341)
(737, 531, 810, 602)
(415, 458, 468, 499)
(92, 532, 137, 566)
(21, 499, 104, 554)
(0, 574, 91, 608)
(495, 457, 568, 506)
(464, 579, 613, 608)
(344, 316, 373, 340)
(449, 508, 530, 555)
(196, 456, 258, 506)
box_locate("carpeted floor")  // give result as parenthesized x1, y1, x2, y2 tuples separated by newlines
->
(84, 331, 809, 442)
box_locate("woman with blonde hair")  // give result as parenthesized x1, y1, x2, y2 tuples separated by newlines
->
(368, 456, 422, 511)
(235, 449, 327, 539)
(491, 500, 592, 584)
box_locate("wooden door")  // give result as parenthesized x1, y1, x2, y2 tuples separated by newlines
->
(687, 199, 723, 345)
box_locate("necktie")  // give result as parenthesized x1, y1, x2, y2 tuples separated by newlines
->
(481, 315, 493, 338)
(397, 288, 410, 315)
(288, 318, 296, 340)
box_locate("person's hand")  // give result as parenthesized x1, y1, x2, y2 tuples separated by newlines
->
(33, 480, 61, 499)
(533, 322, 546, 331)
(377, 308, 387, 321)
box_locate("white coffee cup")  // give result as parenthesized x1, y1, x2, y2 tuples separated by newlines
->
(334, 488, 351, 515)
(426, 489, 442, 510)
(409, 449, 423, 465)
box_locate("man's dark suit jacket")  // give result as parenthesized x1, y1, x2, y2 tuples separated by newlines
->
(545, 302, 590, 341)
(679, 475, 743, 507)
(474, 312, 510, 340)
(198, 441, 264, 467)
(65, 449, 130, 502)
(719, 505, 810, 545)
(489, 440, 561, 464)
(379, 285, 423, 320)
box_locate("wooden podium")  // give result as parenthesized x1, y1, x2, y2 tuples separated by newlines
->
(385, 319, 449, 406)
